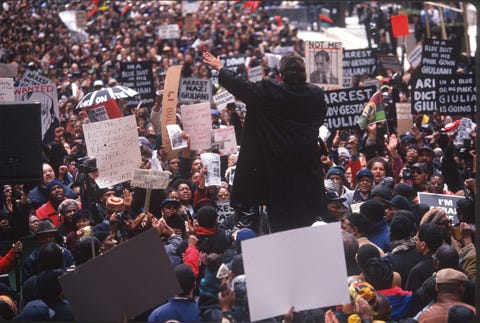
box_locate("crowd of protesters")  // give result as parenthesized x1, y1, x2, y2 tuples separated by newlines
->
(0, 0, 477, 322)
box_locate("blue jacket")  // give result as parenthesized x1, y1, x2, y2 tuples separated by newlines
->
(148, 298, 200, 323)
(367, 218, 391, 252)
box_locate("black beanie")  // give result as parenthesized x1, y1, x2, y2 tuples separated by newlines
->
(196, 206, 218, 228)
(363, 257, 394, 290)
(390, 210, 416, 240)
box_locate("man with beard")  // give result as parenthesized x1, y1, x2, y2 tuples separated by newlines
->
(35, 180, 68, 227)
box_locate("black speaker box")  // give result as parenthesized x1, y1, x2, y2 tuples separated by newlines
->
(0, 103, 42, 185)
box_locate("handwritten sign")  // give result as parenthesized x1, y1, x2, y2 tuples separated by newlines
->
(343, 49, 377, 77)
(0, 63, 18, 78)
(178, 78, 211, 103)
(323, 86, 376, 129)
(161, 65, 182, 160)
(417, 192, 465, 224)
(119, 62, 155, 108)
(213, 90, 235, 110)
(211, 126, 238, 156)
(83, 115, 141, 188)
(0, 78, 14, 103)
(248, 66, 263, 82)
(157, 24, 180, 39)
(180, 102, 212, 150)
(131, 169, 170, 190)
(396, 103, 413, 135)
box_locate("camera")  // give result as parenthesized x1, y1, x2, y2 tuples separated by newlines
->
(76, 157, 97, 173)
(402, 168, 412, 180)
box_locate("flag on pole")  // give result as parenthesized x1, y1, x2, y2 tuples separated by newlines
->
(357, 91, 386, 130)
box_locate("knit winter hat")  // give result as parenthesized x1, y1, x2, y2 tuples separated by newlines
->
(390, 210, 416, 240)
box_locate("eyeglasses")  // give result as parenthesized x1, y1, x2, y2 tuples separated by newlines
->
(164, 205, 178, 210)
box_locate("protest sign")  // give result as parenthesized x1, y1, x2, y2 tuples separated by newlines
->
(391, 14, 410, 37)
(211, 126, 238, 156)
(377, 54, 402, 73)
(437, 75, 476, 115)
(0, 78, 14, 103)
(396, 103, 413, 135)
(178, 77, 211, 103)
(19, 70, 53, 86)
(213, 90, 235, 110)
(407, 43, 422, 70)
(181, 102, 212, 150)
(166, 124, 187, 150)
(417, 192, 465, 224)
(131, 169, 170, 190)
(454, 118, 475, 146)
(248, 66, 263, 82)
(323, 86, 376, 129)
(420, 38, 458, 76)
(14, 83, 60, 143)
(305, 40, 343, 88)
(216, 200, 235, 225)
(357, 91, 386, 130)
(0, 64, 18, 78)
(161, 65, 182, 160)
(84, 99, 122, 122)
(157, 24, 180, 39)
(182, 1, 200, 15)
(183, 13, 197, 33)
(273, 46, 294, 55)
(83, 115, 141, 188)
(119, 61, 155, 108)
(412, 75, 476, 115)
(212, 55, 247, 84)
(200, 152, 221, 187)
(59, 229, 179, 322)
(342, 48, 377, 77)
(242, 224, 349, 321)
(264, 53, 282, 69)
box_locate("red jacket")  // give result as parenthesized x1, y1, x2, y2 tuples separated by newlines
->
(36, 200, 63, 227)
(0, 249, 16, 274)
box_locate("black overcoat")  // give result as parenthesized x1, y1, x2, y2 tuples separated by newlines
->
(218, 68, 327, 231)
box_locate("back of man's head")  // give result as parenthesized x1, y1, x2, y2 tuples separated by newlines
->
(418, 223, 443, 253)
(435, 244, 460, 270)
(279, 52, 306, 88)
(175, 264, 196, 297)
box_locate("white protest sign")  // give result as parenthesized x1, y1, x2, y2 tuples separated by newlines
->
(83, 115, 141, 188)
(248, 66, 263, 82)
(264, 53, 282, 69)
(216, 200, 235, 224)
(305, 40, 343, 88)
(178, 78, 212, 103)
(180, 102, 212, 150)
(210, 126, 237, 156)
(407, 42, 423, 70)
(131, 169, 170, 190)
(213, 90, 235, 110)
(242, 224, 349, 321)
(454, 118, 475, 147)
(19, 70, 54, 86)
(0, 78, 14, 102)
(166, 124, 187, 150)
(0, 63, 18, 78)
(200, 152, 221, 187)
(157, 24, 180, 39)
(417, 192, 465, 224)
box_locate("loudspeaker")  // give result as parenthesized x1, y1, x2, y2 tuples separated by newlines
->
(0, 103, 42, 185)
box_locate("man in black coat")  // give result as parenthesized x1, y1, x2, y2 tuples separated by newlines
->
(203, 51, 327, 232)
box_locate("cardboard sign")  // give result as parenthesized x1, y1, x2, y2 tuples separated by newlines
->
(342, 48, 377, 77)
(323, 86, 376, 129)
(396, 103, 413, 135)
(210, 126, 238, 156)
(84, 99, 122, 122)
(0, 78, 14, 103)
(59, 229, 180, 322)
(248, 66, 263, 82)
(305, 40, 343, 88)
(119, 61, 155, 108)
(178, 78, 211, 103)
(420, 38, 458, 76)
(131, 169, 170, 190)
(213, 90, 235, 110)
(180, 102, 212, 150)
(157, 24, 180, 39)
(391, 14, 410, 37)
(83, 115, 141, 188)
(417, 192, 465, 224)
(161, 65, 183, 160)
(242, 224, 349, 321)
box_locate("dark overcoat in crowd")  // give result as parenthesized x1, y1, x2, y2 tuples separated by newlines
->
(218, 68, 327, 232)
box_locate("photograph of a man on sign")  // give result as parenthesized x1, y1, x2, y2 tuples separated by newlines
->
(305, 41, 342, 88)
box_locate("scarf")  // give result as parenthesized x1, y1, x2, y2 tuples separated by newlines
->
(390, 237, 416, 254)
(196, 226, 217, 236)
